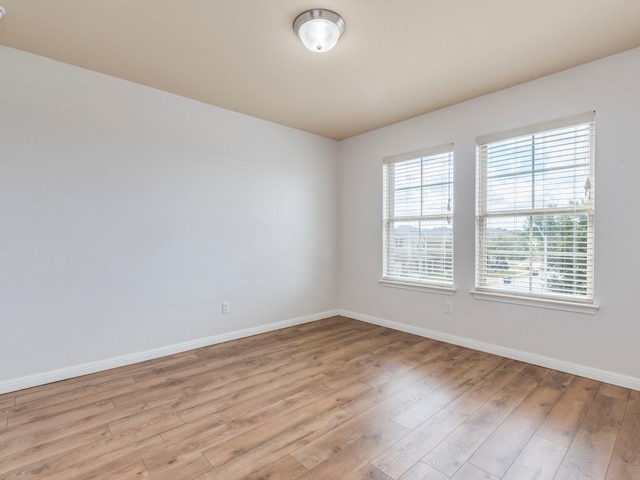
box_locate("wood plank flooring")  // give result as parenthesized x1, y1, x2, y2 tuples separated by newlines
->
(1, 316, 638, 479)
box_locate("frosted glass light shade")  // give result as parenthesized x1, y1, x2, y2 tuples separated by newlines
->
(293, 9, 345, 53)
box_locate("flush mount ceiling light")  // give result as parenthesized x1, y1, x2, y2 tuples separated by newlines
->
(0, 6, 6, 19)
(293, 9, 345, 53)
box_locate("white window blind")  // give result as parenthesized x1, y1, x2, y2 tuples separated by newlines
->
(383, 144, 454, 286)
(476, 112, 595, 303)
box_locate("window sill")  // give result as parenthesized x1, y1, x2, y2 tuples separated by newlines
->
(379, 279, 456, 295)
(470, 289, 599, 314)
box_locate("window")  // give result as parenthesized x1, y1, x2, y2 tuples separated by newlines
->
(475, 112, 595, 307)
(382, 144, 454, 289)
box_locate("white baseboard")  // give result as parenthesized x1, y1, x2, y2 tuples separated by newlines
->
(5, 308, 637, 395)
(339, 309, 640, 391)
(0, 309, 338, 395)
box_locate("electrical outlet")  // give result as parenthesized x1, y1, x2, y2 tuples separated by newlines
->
(445, 301, 452, 314)
(222, 301, 231, 314)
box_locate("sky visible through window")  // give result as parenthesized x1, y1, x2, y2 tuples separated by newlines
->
(484, 125, 591, 213)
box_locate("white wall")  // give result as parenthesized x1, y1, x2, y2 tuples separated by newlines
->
(3, 44, 639, 394)
(337, 47, 640, 389)
(0, 46, 338, 392)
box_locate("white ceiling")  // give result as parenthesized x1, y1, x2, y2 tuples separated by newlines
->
(1, 1, 639, 140)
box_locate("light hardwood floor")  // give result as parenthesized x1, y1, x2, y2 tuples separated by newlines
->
(1, 316, 638, 479)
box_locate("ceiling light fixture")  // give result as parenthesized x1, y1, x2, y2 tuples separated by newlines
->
(293, 9, 345, 53)
(0, 6, 6, 19)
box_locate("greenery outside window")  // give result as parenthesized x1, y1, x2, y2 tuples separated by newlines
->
(382, 144, 454, 289)
(475, 112, 595, 307)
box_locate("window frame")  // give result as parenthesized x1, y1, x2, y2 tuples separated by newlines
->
(472, 112, 598, 313)
(381, 144, 455, 294)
